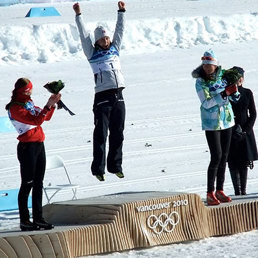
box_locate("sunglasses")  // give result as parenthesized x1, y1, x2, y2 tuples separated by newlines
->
(201, 56, 216, 61)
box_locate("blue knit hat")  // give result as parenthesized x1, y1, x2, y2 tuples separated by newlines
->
(201, 49, 218, 66)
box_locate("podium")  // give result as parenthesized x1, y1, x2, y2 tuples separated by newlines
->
(0, 191, 258, 257)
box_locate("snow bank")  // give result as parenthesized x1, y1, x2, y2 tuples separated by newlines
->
(1, 13, 258, 64)
(0, 0, 88, 7)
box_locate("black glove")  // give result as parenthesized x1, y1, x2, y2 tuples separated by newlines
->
(247, 161, 254, 170)
(232, 124, 246, 142)
(221, 90, 227, 99)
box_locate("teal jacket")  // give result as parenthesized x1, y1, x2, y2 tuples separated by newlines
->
(192, 66, 235, 131)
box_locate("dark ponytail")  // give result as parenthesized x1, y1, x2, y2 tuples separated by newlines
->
(5, 78, 30, 110)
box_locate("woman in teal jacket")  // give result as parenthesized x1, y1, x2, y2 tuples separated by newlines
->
(192, 49, 239, 205)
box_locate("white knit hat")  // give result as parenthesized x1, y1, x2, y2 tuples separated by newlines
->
(94, 26, 108, 43)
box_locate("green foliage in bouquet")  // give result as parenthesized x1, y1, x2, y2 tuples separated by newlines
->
(43, 80, 75, 116)
(43, 80, 65, 94)
(222, 69, 242, 86)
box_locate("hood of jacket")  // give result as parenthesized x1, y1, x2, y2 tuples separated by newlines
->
(192, 65, 222, 81)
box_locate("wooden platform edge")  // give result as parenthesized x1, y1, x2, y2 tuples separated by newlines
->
(0, 192, 258, 257)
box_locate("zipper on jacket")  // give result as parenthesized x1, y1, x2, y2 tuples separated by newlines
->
(113, 70, 119, 88)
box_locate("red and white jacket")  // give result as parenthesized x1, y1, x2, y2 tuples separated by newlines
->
(8, 100, 55, 142)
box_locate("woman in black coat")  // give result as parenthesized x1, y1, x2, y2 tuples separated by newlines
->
(228, 67, 258, 195)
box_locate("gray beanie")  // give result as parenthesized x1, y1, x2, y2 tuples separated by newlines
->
(94, 26, 108, 43)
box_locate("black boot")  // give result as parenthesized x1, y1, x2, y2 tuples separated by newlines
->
(20, 220, 39, 231)
(240, 167, 248, 195)
(34, 218, 54, 230)
(229, 169, 241, 195)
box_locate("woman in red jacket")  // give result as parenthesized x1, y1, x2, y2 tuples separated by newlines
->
(5, 78, 61, 231)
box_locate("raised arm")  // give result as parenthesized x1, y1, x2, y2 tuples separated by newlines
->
(73, 3, 94, 59)
(112, 1, 126, 51)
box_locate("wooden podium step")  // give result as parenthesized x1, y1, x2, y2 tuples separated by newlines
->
(0, 191, 258, 257)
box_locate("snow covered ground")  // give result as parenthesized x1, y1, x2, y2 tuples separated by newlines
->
(1, 0, 258, 257)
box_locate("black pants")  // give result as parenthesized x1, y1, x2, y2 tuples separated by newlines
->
(91, 89, 125, 175)
(205, 128, 232, 193)
(17, 142, 46, 222)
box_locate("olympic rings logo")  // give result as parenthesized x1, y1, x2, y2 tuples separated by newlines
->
(147, 211, 180, 235)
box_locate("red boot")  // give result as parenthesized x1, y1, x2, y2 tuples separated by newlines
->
(215, 190, 232, 203)
(207, 191, 220, 205)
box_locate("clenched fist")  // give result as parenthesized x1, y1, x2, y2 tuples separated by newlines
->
(73, 3, 81, 15)
(118, 1, 125, 11)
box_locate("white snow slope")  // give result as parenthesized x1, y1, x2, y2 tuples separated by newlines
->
(1, 0, 258, 257)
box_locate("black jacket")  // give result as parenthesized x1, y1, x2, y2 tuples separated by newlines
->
(228, 86, 258, 167)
